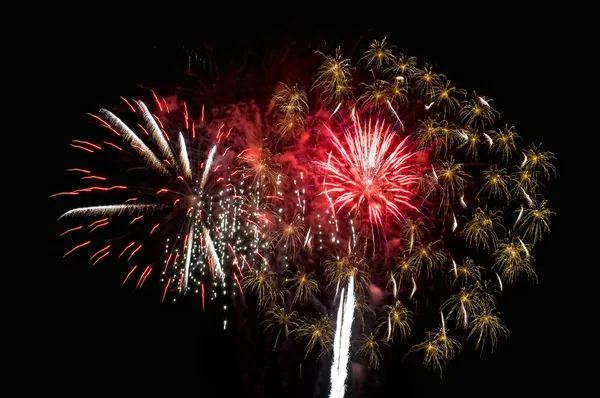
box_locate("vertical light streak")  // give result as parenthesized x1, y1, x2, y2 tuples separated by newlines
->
(183, 221, 195, 291)
(329, 275, 355, 398)
(201, 220, 224, 281)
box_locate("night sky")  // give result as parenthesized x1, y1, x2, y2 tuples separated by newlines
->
(44, 10, 568, 397)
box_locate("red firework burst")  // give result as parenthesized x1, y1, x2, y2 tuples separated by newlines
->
(317, 116, 419, 228)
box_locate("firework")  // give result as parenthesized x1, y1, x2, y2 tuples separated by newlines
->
(53, 97, 272, 313)
(316, 116, 420, 231)
(55, 36, 557, 393)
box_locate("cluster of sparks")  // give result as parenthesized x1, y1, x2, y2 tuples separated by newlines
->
(317, 117, 419, 230)
(53, 94, 278, 322)
(53, 37, 556, 393)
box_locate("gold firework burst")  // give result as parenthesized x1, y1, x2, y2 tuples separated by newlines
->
(516, 200, 554, 244)
(414, 64, 444, 99)
(377, 300, 413, 342)
(287, 269, 319, 304)
(522, 144, 556, 180)
(467, 306, 509, 353)
(295, 316, 334, 358)
(263, 305, 300, 350)
(385, 53, 419, 79)
(442, 287, 481, 329)
(408, 242, 447, 278)
(241, 267, 280, 310)
(490, 125, 520, 162)
(453, 258, 483, 286)
(479, 166, 511, 201)
(313, 48, 353, 104)
(461, 208, 503, 251)
(356, 332, 385, 369)
(492, 238, 536, 284)
(434, 159, 468, 214)
(432, 78, 466, 117)
(459, 98, 499, 130)
(360, 37, 396, 71)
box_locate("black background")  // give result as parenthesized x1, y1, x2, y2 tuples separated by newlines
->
(40, 8, 575, 397)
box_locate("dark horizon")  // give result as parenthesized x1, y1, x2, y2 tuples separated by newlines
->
(44, 14, 567, 397)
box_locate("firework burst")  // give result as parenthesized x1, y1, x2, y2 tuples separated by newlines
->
(53, 97, 271, 312)
(55, 36, 557, 393)
(316, 116, 420, 231)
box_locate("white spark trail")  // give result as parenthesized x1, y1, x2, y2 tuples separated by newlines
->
(518, 237, 530, 258)
(178, 132, 192, 179)
(521, 188, 533, 207)
(331, 102, 342, 118)
(386, 100, 405, 131)
(410, 277, 417, 299)
(459, 194, 467, 209)
(201, 220, 224, 281)
(520, 152, 528, 168)
(514, 204, 524, 228)
(303, 226, 312, 248)
(58, 204, 155, 219)
(495, 272, 503, 292)
(138, 101, 176, 164)
(483, 132, 493, 146)
(201, 145, 217, 190)
(183, 221, 195, 291)
(461, 302, 468, 327)
(477, 96, 490, 107)
(99, 109, 167, 174)
(329, 276, 355, 398)
(431, 165, 438, 182)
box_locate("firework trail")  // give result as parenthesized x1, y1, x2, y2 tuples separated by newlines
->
(329, 275, 355, 398)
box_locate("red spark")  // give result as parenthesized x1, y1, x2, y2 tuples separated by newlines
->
(69, 144, 94, 153)
(316, 117, 419, 229)
(103, 141, 123, 151)
(72, 140, 102, 150)
(151, 91, 163, 112)
(91, 251, 110, 266)
(82, 175, 107, 181)
(88, 218, 108, 227)
(130, 215, 144, 225)
(120, 96, 136, 113)
(60, 226, 83, 236)
(122, 265, 138, 286)
(90, 221, 109, 232)
(162, 279, 171, 303)
(127, 244, 143, 261)
(136, 266, 152, 288)
(118, 241, 136, 259)
(63, 240, 91, 258)
(90, 245, 110, 259)
(150, 223, 160, 235)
